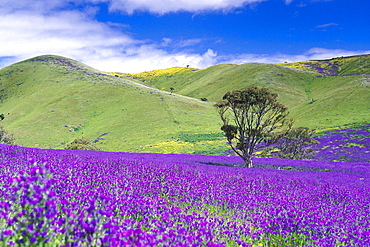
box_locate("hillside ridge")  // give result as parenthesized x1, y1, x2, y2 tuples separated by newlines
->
(109, 54, 370, 129)
(0, 55, 220, 152)
(275, 54, 370, 76)
(0, 54, 369, 153)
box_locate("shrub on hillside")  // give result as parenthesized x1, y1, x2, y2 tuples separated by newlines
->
(65, 137, 101, 151)
(260, 127, 319, 160)
(0, 126, 15, 144)
(276, 127, 319, 159)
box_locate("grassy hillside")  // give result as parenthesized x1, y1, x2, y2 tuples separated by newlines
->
(110, 63, 313, 105)
(0, 55, 223, 153)
(110, 57, 370, 129)
(275, 54, 370, 76)
(1, 54, 369, 154)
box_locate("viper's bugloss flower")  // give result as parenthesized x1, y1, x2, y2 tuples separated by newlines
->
(0, 129, 369, 246)
(85, 200, 95, 212)
(27, 224, 34, 232)
(60, 199, 69, 205)
(3, 229, 13, 237)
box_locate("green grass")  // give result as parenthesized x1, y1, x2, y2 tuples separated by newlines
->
(110, 63, 312, 106)
(115, 57, 370, 130)
(0, 55, 221, 152)
(1, 54, 370, 153)
(176, 132, 224, 143)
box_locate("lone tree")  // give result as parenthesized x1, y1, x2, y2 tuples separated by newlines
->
(214, 87, 293, 168)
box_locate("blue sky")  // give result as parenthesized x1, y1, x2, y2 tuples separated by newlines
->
(0, 0, 369, 72)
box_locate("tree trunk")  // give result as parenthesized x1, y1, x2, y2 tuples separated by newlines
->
(243, 155, 253, 168)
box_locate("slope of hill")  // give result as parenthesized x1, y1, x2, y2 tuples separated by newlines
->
(110, 56, 370, 129)
(109, 63, 313, 105)
(275, 54, 370, 76)
(0, 55, 222, 152)
(1, 54, 370, 154)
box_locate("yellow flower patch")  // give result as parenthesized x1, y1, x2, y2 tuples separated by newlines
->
(143, 140, 225, 154)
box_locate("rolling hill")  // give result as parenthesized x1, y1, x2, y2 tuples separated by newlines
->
(0, 55, 221, 152)
(1, 54, 369, 153)
(275, 54, 370, 76)
(111, 54, 370, 129)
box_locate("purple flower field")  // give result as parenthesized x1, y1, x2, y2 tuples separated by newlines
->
(313, 124, 370, 163)
(0, 125, 370, 246)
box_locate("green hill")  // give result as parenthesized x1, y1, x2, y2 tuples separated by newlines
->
(275, 54, 370, 76)
(0, 55, 222, 153)
(110, 56, 370, 129)
(1, 54, 370, 154)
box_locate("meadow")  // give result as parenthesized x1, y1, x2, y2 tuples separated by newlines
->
(0, 124, 369, 246)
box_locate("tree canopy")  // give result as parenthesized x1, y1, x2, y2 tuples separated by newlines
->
(214, 87, 293, 168)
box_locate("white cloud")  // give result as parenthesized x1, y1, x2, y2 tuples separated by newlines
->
(104, 0, 267, 14)
(86, 46, 219, 72)
(0, 0, 78, 14)
(0, 0, 368, 74)
(0, 6, 221, 73)
(161, 38, 173, 47)
(0, 0, 252, 72)
(87, 47, 370, 72)
(178, 38, 204, 47)
(219, 48, 370, 65)
(315, 23, 338, 28)
(160, 38, 203, 48)
(0, 10, 137, 67)
(302, 47, 370, 60)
